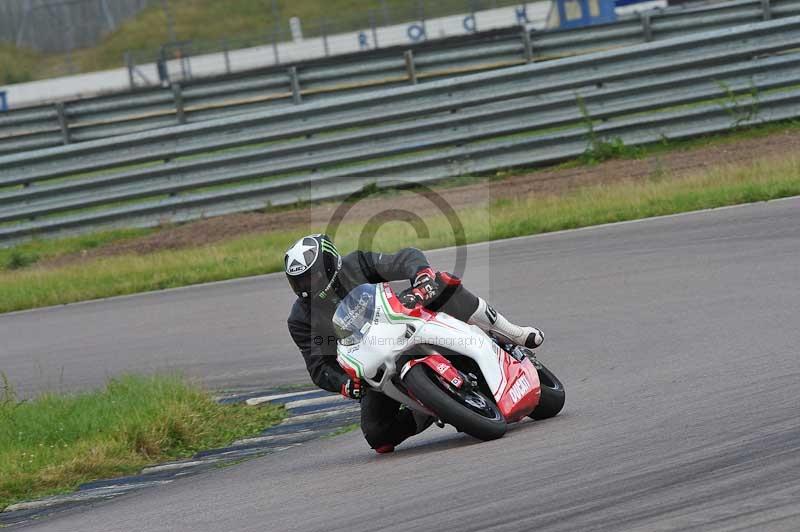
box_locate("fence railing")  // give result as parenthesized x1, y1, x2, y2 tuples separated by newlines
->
(1, 16, 799, 244)
(2, 0, 799, 158)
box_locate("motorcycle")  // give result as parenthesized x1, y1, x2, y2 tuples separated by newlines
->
(334, 282, 565, 441)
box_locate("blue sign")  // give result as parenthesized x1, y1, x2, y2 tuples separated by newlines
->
(0, 91, 7, 112)
(555, 0, 616, 29)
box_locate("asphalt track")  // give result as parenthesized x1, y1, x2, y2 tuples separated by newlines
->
(3, 198, 800, 531)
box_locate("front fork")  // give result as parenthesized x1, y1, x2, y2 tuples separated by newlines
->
(415, 344, 491, 403)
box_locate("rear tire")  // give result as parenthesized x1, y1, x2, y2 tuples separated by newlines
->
(529, 360, 565, 420)
(404, 364, 507, 441)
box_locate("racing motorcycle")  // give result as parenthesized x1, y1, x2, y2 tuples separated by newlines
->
(334, 282, 565, 441)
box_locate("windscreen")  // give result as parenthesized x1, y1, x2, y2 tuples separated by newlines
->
(332, 284, 377, 346)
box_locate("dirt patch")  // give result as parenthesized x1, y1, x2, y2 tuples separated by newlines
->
(38, 128, 800, 269)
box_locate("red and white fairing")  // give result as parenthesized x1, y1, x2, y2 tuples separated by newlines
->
(337, 283, 542, 422)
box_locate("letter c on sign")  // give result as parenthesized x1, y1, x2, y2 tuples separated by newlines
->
(463, 15, 476, 33)
(407, 24, 425, 42)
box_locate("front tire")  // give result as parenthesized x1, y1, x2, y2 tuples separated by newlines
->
(529, 359, 565, 420)
(404, 364, 507, 441)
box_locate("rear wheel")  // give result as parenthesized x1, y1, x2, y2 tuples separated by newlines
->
(528, 359, 565, 420)
(403, 364, 507, 441)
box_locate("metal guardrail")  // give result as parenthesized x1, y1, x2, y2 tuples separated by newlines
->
(1, 17, 799, 244)
(1, 0, 799, 158)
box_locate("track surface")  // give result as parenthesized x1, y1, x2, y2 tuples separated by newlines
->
(4, 198, 800, 531)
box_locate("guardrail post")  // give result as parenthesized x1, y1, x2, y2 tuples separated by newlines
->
(180, 52, 192, 81)
(271, 30, 280, 65)
(640, 11, 653, 42)
(172, 83, 186, 125)
(417, 0, 427, 40)
(55, 102, 71, 145)
(222, 39, 231, 74)
(370, 11, 380, 48)
(321, 19, 330, 56)
(124, 51, 135, 89)
(288, 66, 303, 104)
(404, 50, 418, 85)
(761, 0, 772, 20)
(521, 29, 534, 62)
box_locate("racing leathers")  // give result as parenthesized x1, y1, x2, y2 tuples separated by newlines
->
(287, 247, 540, 450)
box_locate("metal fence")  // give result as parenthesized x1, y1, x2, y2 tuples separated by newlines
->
(0, 0, 524, 73)
(1, 16, 799, 244)
(0, 0, 151, 53)
(143, 0, 540, 87)
(2, 0, 799, 159)
(0, 0, 526, 54)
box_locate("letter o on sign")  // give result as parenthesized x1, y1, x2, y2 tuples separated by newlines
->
(407, 23, 425, 42)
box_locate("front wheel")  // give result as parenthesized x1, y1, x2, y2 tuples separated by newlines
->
(403, 364, 507, 441)
(528, 359, 565, 420)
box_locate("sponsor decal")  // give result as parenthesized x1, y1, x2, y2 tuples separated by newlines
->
(320, 239, 339, 257)
(451, 376, 463, 387)
(508, 375, 532, 404)
(285, 238, 319, 276)
(333, 290, 374, 334)
(317, 267, 341, 300)
(436, 363, 450, 374)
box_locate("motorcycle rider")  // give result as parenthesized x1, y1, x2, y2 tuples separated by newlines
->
(285, 234, 544, 453)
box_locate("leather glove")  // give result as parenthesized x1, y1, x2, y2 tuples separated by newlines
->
(340, 378, 362, 400)
(411, 267, 439, 304)
(399, 288, 423, 309)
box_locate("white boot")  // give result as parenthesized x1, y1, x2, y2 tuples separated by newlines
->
(469, 297, 544, 349)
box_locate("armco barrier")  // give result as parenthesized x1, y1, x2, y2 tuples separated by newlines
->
(1, 0, 799, 157)
(1, 17, 800, 244)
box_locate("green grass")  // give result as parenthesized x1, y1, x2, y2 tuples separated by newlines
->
(0, 44, 40, 85)
(0, 374, 285, 510)
(0, 228, 151, 272)
(0, 152, 798, 314)
(492, 119, 800, 176)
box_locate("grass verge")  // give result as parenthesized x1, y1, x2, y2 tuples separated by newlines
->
(0, 153, 797, 314)
(0, 228, 151, 272)
(0, 374, 285, 511)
